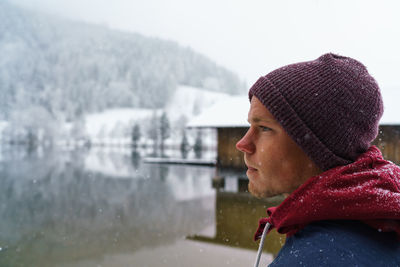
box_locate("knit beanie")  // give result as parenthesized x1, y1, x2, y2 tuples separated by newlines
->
(249, 53, 383, 171)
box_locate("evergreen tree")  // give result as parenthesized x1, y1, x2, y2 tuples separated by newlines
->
(194, 129, 203, 159)
(147, 111, 159, 156)
(159, 112, 170, 156)
(180, 129, 189, 158)
(131, 123, 141, 150)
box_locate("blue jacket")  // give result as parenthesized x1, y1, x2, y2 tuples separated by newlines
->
(269, 220, 400, 266)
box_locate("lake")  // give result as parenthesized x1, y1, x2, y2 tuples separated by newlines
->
(0, 146, 284, 267)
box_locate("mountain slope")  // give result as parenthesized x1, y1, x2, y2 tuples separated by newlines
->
(0, 1, 245, 121)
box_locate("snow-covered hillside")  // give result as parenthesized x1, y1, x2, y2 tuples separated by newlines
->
(165, 85, 230, 121)
(83, 85, 230, 146)
(85, 108, 155, 141)
(0, 0, 245, 121)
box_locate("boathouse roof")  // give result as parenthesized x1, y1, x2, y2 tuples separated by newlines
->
(187, 96, 249, 128)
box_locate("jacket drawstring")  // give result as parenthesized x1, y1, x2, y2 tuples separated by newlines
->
(254, 222, 271, 267)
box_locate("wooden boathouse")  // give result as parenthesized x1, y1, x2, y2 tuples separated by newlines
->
(187, 96, 249, 169)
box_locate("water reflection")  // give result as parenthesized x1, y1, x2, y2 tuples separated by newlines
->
(188, 191, 284, 255)
(0, 146, 283, 266)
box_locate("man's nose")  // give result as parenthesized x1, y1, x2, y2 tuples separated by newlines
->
(236, 129, 255, 154)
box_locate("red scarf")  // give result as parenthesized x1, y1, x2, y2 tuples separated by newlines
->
(255, 146, 400, 240)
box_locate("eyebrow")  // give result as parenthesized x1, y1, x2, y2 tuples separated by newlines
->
(247, 117, 278, 124)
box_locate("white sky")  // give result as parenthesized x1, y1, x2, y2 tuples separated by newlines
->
(13, 0, 400, 88)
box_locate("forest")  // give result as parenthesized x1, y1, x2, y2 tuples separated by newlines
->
(0, 1, 245, 147)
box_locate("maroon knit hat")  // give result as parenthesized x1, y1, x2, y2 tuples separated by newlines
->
(249, 53, 383, 171)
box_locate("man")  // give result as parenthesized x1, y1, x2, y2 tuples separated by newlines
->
(236, 53, 400, 266)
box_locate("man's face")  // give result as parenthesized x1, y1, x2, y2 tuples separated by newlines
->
(236, 97, 321, 198)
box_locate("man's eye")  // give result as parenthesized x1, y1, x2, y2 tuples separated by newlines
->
(260, 126, 271, 132)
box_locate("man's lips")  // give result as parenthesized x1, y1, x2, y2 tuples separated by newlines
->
(247, 166, 258, 171)
(244, 159, 258, 171)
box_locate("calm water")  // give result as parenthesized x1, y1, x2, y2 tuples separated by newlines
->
(0, 146, 284, 267)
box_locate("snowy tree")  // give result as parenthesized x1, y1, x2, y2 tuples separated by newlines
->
(194, 129, 203, 159)
(180, 129, 189, 158)
(8, 105, 60, 146)
(131, 123, 141, 150)
(159, 112, 170, 156)
(147, 111, 159, 156)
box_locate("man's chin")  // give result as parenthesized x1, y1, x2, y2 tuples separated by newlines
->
(248, 182, 278, 199)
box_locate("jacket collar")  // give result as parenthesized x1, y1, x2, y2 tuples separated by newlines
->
(255, 146, 400, 240)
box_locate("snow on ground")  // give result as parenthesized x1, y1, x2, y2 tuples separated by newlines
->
(165, 85, 230, 121)
(83, 85, 230, 145)
(187, 95, 249, 128)
(85, 108, 155, 138)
